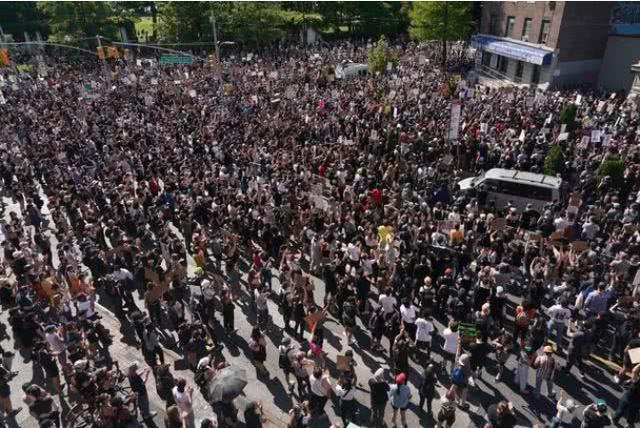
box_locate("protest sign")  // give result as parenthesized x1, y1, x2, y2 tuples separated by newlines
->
(558, 133, 569, 142)
(337, 355, 352, 371)
(591, 129, 601, 143)
(448, 101, 461, 141)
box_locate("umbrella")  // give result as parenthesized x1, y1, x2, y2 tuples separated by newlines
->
(206, 367, 248, 403)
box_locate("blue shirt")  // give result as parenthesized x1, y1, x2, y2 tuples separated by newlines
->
(388, 384, 411, 408)
(585, 289, 611, 315)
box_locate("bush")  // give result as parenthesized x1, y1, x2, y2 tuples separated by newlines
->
(559, 104, 578, 131)
(597, 155, 625, 189)
(543, 144, 564, 176)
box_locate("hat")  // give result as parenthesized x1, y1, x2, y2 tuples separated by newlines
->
(543, 345, 554, 353)
(395, 373, 406, 384)
(496, 286, 505, 296)
(74, 359, 89, 371)
(595, 398, 607, 407)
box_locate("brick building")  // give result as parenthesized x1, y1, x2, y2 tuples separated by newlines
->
(471, 1, 613, 88)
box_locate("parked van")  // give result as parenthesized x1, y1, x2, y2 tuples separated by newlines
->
(457, 168, 562, 214)
(335, 63, 368, 79)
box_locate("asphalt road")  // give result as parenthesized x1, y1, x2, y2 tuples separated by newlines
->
(1, 188, 628, 428)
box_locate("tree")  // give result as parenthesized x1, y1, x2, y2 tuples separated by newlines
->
(597, 154, 625, 190)
(543, 144, 565, 176)
(409, 1, 472, 65)
(368, 35, 398, 74)
(37, 1, 127, 41)
(0, 2, 48, 41)
(559, 104, 578, 131)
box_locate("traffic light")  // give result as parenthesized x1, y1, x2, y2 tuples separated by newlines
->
(0, 49, 9, 66)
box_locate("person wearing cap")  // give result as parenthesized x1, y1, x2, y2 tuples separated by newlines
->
(369, 368, 389, 427)
(550, 389, 576, 428)
(534, 345, 557, 399)
(388, 373, 411, 428)
(582, 399, 611, 428)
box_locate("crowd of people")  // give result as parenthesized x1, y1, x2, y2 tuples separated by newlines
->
(1, 37, 640, 428)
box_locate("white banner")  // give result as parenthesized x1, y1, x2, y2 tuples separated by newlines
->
(448, 102, 462, 141)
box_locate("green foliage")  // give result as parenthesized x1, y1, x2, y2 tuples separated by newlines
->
(543, 144, 565, 176)
(0, 2, 48, 40)
(368, 35, 398, 74)
(597, 155, 625, 189)
(36, 1, 136, 41)
(559, 104, 578, 131)
(316, 1, 409, 38)
(409, 2, 472, 42)
(409, 2, 472, 64)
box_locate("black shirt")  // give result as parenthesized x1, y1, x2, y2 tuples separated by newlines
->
(368, 379, 390, 405)
(128, 373, 146, 395)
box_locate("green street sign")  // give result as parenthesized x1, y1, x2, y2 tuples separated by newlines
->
(160, 55, 193, 65)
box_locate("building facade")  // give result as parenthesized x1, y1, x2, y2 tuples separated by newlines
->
(597, 2, 640, 93)
(472, 1, 613, 88)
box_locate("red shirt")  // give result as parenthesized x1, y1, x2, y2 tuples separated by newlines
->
(370, 188, 382, 206)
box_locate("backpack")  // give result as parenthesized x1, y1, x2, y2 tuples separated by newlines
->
(278, 348, 291, 369)
(450, 367, 466, 386)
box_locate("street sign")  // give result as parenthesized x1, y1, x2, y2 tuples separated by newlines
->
(159, 54, 193, 65)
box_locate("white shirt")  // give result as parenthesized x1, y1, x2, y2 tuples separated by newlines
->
(400, 304, 417, 324)
(77, 300, 95, 318)
(415, 318, 434, 343)
(442, 328, 459, 354)
(378, 294, 397, 314)
(46, 332, 65, 354)
(556, 399, 576, 423)
(172, 386, 193, 413)
(310, 374, 329, 397)
(348, 244, 360, 262)
(335, 384, 356, 401)
(547, 304, 571, 325)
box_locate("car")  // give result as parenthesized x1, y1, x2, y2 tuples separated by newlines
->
(457, 168, 562, 215)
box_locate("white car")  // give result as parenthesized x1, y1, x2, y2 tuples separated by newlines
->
(458, 168, 562, 215)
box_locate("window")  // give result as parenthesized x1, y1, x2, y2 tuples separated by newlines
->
(539, 19, 551, 44)
(489, 14, 498, 35)
(515, 61, 524, 78)
(522, 18, 532, 41)
(505, 16, 516, 38)
(498, 56, 508, 74)
(532, 64, 541, 84)
(495, 181, 553, 201)
(481, 52, 492, 67)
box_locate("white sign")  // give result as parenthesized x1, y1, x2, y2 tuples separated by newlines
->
(370, 130, 378, 141)
(591, 130, 601, 143)
(575, 94, 582, 105)
(560, 124, 567, 134)
(558, 132, 569, 141)
(597, 101, 606, 112)
(519, 129, 526, 142)
(480, 123, 488, 133)
(448, 102, 462, 141)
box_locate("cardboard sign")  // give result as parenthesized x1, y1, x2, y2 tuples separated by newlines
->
(571, 241, 589, 252)
(305, 310, 323, 330)
(549, 230, 565, 241)
(337, 355, 353, 371)
(629, 347, 640, 365)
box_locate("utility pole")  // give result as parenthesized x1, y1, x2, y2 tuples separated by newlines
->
(96, 35, 111, 86)
(210, 8, 220, 61)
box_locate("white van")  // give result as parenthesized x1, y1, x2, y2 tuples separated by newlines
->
(457, 168, 562, 214)
(335, 63, 368, 79)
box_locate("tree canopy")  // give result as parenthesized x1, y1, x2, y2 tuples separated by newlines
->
(409, 2, 472, 63)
